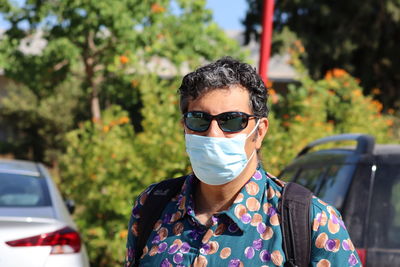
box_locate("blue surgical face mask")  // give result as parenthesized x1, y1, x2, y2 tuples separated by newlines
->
(185, 120, 260, 186)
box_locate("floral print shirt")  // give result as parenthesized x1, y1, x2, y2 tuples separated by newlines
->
(125, 166, 361, 267)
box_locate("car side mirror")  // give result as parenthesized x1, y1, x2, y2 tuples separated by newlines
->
(65, 199, 75, 214)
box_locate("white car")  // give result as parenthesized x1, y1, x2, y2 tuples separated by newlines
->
(0, 159, 89, 267)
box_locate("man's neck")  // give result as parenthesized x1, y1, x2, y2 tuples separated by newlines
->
(193, 157, 259, 226)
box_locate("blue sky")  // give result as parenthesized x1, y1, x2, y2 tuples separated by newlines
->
(0, 0, 247, 30)
(206, 0, 247, 30)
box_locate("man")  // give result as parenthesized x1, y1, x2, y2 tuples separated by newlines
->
(125, 57, 361, 266)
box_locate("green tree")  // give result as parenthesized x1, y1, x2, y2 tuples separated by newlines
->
(262, 42, 396, 174)
(0, 0, 242, 162)
(243, 0, 400, 110)
(60, 106, 146, 266)
(0, 80, 83, 162)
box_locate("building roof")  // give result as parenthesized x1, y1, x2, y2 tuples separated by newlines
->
(0, 29, 297, 81)
(226, 30, 297, 82)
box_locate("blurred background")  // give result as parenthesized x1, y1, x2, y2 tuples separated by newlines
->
(0, 0, 399, 266)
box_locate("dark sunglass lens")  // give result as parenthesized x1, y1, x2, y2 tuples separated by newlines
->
(185, 112, 210, 132)
(219, 113, 247, 132)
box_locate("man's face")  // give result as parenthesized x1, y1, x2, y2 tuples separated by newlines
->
(184, 85, 268, 159)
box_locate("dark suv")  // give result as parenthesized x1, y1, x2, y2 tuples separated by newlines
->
(278, 134, 400, 267)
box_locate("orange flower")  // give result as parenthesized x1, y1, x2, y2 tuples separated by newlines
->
(271, 95, 279, 104)
(371, 88, 381, 95)
(371, 100, 383, 112)
(119, 116, 130, 124)
(131, 80, 139, 87)
(352, 89, 362, 97)
(294, 115, 303, 122)
(103, 125, 110, 133)
(324, 71, 332, 80)
(327, 89, 336, 96)
(294, 40, 302, 48)
(119, 55, 129, 64)
(326, 124, 333, 131)
(87, 228, 99, 236)
(332, 68, 348, 78)
(388, 109, 395, 115)
(293, 40, 305, 53)
(90, 174, 97, 181)
(119, 230, 128, 239)
(151, 3, 165, 13)
(283, 114, 290, 119)
(325, 68, 348, 79)
(269, 89, 279, 104)
(282, 121, 291, 127)
(111, 153, 117, 159)
(386, 119, 394, 126)
(92, 117, 101, 124)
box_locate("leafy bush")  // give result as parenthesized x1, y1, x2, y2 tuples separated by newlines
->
(59, 106, 145, 266)
(262, 41, 396, 175)
(60, 75, 190, 266)
(0, 80, 83, 162)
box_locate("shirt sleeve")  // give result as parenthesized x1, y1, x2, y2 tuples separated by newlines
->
(124, 184, 156, 267)
(309, 196, 362, 267)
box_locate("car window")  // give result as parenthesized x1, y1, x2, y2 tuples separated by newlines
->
(286, 164, 356, 210)
(317, 164, 356, 209)
(278, 168, 300, 182)
(367, 164, 400, 249)
(0, 173, 51, 207)
(294, 167, 327, 192)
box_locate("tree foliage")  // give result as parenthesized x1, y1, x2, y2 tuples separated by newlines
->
(59, 75, 190, 267)
(0, 0, 244, 265)
(262, 41, 396, 174)
(0, 78, 83, 161)
(59, 106, 146, 266)
(243, 0, 400, 110)
(0, 0, 242, 162)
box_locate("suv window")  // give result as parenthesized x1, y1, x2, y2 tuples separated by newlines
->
(282, 163, 356, 210)
(367, 164, 400, 249)
(317, 164, 356, 209)
(0, 173, 51, 207)
(295, 167, 326, 191)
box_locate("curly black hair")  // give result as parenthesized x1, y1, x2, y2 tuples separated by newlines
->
(178, 57, 269, 118)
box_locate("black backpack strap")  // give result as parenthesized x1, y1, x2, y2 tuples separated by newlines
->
(280, 182, 313, 267)
(133, 176, 186, 267)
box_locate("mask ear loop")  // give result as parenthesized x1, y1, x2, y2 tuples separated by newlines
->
(245, 118, 261, 162)
(230, 121, 260, 181)
(246, 118, 261, 140)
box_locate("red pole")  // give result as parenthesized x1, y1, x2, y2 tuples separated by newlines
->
(259, 0, 275, 84)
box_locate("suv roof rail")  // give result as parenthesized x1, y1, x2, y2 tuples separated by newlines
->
(297, 133, 375, 157)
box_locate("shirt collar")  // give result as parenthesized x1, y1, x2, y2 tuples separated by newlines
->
(174, 167, 270, 232)
(173, 174, 196, 221)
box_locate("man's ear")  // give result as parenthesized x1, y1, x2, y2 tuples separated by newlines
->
(180, 119, 186, 135)
(255, 118, 268, 149)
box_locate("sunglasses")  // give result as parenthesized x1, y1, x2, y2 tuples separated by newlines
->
(183, 111, 258, 133)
